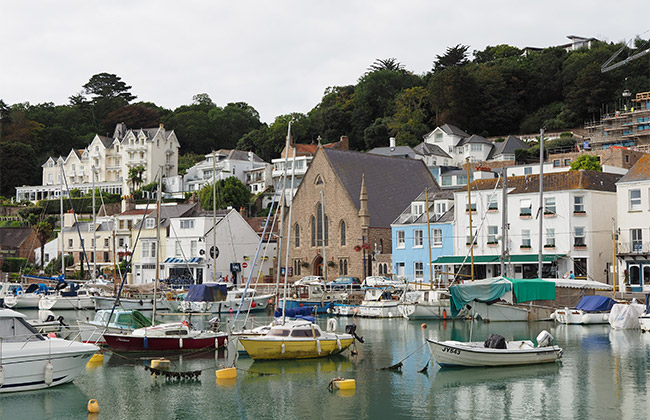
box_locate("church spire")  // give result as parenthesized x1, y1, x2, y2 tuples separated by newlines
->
(358, 173, 370, 231)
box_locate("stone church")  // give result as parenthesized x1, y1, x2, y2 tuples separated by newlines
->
(281, 147, 439, 282)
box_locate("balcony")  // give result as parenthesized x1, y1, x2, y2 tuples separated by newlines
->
(618, 241, 650, 255)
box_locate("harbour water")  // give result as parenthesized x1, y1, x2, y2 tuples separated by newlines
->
(1, 309, 648, 420)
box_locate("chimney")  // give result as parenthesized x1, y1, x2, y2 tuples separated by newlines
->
(389, 137, 396, 148)
(239, 206, 248, 218)
(248, 151, 254, 161)
(121, 196, 136, 213)
(338, 135, 349, 150)
(159, 123, 165, 130)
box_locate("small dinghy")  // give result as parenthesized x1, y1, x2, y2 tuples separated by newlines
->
(426, 330, 563, 368)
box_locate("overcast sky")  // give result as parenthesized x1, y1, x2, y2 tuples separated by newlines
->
(1, 1, 648, 124)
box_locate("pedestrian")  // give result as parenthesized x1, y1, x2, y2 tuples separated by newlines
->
(569, 271, 575, 279)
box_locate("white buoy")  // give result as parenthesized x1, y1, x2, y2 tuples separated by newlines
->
(0, 365, 4, 386)
(179, 338, 183, 349)
(316, 339, 322, 355)
(337, 338, 342, 351)
(44, 362, 54, 386)
(281, 341, 285, 355)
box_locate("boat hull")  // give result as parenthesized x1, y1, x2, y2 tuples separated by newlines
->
(0, 339, 98, 393)
(357, 301, 400, 318)
(427, 338, 562, 367)
(398, 302, 450, 320)
(239, 337, 354, 360)
(93, 296, 171, 311)
(39, 295, 95, 310)
(103, 332, 228, 352)
(277, 299, 331, 314)
(640, 314, 650, 332)
(552, 308, 609, 324)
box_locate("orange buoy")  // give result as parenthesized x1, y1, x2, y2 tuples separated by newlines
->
(87, 399, 99, 413)
(421, 323, 427, 329)
(442, 309, 447, 320)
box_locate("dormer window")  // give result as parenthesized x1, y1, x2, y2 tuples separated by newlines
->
(315, 175, 324, 185)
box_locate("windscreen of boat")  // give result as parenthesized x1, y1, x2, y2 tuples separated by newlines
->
(290, 328, 320, 337)
(164, 329, 189, 336)
(267, 328, 290, 337)
(0, 317, 45, 342)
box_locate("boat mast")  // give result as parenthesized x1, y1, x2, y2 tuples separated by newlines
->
(538, 128, 545, 279)
(425, 187, 433, 289)
(92, 166, 97, 282)
(500, 169, 509, 277)
(466, 158, 474, 281)
(281, 119, 296, 324)
(153, 171, 161, 325)
(320, 189, 326, 280)
(60, 162, 65, 279)
(212, 151, 218, 282)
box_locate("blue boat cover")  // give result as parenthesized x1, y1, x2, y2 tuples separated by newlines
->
(575, 295, 616, 312)
(274, 306, 314, 318)
(184, 284, 228, 302)
(25, 283, 50, 294)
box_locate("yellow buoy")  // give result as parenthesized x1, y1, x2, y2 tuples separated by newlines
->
(151, 358, 171, 370)
(216, 367, 237, 380)
(216, 377, 237, 387)
(333, 378, 356, 390)
(89, 353, 104, 363)
(87, 399, 99, 413)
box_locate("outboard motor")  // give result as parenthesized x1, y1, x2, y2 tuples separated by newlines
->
(536, 330, 554, 347)
(345, 324, 364, 343)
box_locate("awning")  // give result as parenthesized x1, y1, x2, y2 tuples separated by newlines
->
(432, 254, 565, 265)
(163, 257, 203, 264)
(432, 255, 499, 264)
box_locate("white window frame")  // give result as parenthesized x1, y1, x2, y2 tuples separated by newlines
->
(488, 194, 498, 211)
(546, 228, 555, 247)
(175, 241, 182, 256)
(190, 240, 197, 257)
(432, 229, 443, 247)
(522, 230, 531, 247)
(414, 261, 424, 279)
(180, 219, 195, 229)
(520, 199, 532, 216)
(574, 227, 586, 246)
(145, 218, 155, 229)
(397, 231, 405, 249)
(574, 195, 585, 213)
(487, 226, 498, 243)
(413, 229, 423, 248)
(629, 189, 641, 211)
(544, 197, 556, 214)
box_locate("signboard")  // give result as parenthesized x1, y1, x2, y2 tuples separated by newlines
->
(242, 262, 248, 268)
(230, 263, 241, 272)
(210, 246, 219, 259)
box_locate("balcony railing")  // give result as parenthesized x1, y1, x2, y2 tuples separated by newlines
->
(618, 241, 650, 254)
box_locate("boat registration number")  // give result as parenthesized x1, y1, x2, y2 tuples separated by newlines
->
(441, 346, 461, 355)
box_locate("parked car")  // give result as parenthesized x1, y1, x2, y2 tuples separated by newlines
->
(326, 276, 361, 290)
(294, 275, 325, 286)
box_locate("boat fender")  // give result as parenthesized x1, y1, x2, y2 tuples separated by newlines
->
(179, 338, 183, 349)
(143, 336, 149, 349)
(87, 399, 99, 413)
(281, 341, 285, 355)
(442, 309, 447, 320)
(0, 365, 4, 386)
(327, 318, 337, 332)
(316, 339, 321, 355)
(337, 338, 342, 351)
(44, 361, 54, 386)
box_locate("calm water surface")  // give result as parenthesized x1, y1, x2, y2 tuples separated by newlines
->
(1, 309, 648, 420)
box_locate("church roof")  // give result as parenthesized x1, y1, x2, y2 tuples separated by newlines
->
(322, 149, 439, 228)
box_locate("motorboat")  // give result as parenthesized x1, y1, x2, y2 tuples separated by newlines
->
(398, 289, 451, 320)
(426, 330, 563, 368)
(609, 301, 646, 329)
(362, 275, 405, 288)
(238, 319, 356, 360)
(449, 277, 556, 322)
(92, 295, 172, 311)
(276, 280, 347, 314)
(3, 283, 50, 309)
(552, 295, 616, 324)
(179, 283, 273, 314)
(0, 308, 99, 393)
(38, 283, 98, 310)
(27, 311, 74, 340)
(357, 287, 402, 318)
(77, 309, 152, 344)
(102, 321, 228, 352)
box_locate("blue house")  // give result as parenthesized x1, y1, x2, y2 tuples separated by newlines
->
(391, 190, 455, 285)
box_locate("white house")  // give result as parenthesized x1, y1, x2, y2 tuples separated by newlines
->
(17, 123, 180, 202)
(615, 154, 650, 292)
(450, 170, 622, 282)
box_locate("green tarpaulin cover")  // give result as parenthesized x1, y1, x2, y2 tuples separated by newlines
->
(449, 276, 556, 317)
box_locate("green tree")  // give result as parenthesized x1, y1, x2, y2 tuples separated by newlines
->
(0, 142, 40, 197)
(570, 154, 602, 171)
(198, 176, 251, 211)
(25, 213, 58, 270)
(433, 44, 470, 72)
(83, 73, 136, 103)
(367, 58, 405, 73)
(127, 165, 145, 191)
(103, 104, 161, 133)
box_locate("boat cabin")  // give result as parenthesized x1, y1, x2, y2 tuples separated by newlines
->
(0, 309, 44, 342)
(266, 322, 323, 338)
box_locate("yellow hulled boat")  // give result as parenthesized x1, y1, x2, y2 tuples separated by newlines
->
(239, 320, 355, 360)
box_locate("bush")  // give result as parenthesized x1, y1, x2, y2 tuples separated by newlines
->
(1, 257, 28, 273)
